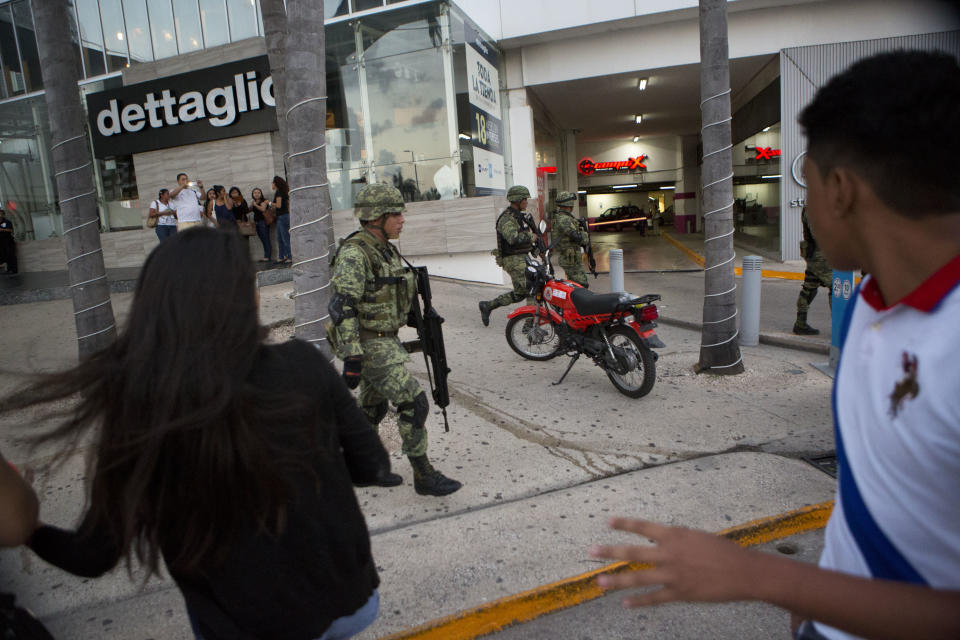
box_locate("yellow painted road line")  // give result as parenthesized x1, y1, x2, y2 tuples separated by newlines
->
(733, 266, 805, 280)
(379, 501, 834, 640)
(661, 231, 705, 268)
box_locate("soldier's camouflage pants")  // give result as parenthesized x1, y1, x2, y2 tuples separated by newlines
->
(488, 254, 533, 310)
(359, 362, 428, 457)
(558, 247, 588, 287)
(797, 252, 832, 314)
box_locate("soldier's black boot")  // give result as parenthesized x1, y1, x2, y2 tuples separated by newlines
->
(355, 469, 404, 488)
(410, 455, 462, 496)
(478, 301, 492, 327)
(793, 312, 820, 335)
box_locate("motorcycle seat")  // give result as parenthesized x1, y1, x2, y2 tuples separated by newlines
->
(570, 288, 624, 316)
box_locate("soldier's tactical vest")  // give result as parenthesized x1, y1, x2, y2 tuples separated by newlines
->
(496, 208, 532, 257)
(333, 230, 414, 333)
(551, 210, 580, 251)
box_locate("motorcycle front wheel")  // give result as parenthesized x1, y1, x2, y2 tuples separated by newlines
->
(505, 312, 562, 361)
(604, 326, 656, 398)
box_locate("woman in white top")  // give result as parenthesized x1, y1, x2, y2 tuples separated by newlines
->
(148, 189, 178, 242)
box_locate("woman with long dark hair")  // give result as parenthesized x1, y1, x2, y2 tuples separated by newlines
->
(203, 188, 219, 228)
(250, 187, 272, 262)
(272, 175, 291, 264)
(7, 229, 392, 639)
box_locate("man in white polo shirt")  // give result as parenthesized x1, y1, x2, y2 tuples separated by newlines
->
(589, 50, 960, 640)
(170, 172, 205, 231)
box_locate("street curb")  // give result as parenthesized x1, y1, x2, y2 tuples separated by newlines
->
(378, 502, 834, 640)
(656, 316, 830, 356)
(661, 232, 807, 281)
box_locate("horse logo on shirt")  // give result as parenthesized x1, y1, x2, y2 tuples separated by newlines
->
(889, 351, 919, 417)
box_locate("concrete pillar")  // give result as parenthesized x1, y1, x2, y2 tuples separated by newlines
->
(674, 134, 701, 233)
(506, 87, 537, 191)
(559, 129, 579, 216)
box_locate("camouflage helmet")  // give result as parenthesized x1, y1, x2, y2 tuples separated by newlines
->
(555, 191, 577, 207)
(506, 185, 531, 202)
(354, 183, 405, 221)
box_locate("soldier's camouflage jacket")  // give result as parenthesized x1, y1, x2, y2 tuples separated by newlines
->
(550, 209, 588, 251)
(496, 206, 536, 257)
(330, 228, 416, 367)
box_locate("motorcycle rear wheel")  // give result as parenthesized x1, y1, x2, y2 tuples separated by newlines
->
(604, 326, 656, 398)
(505, 312, 563, 361)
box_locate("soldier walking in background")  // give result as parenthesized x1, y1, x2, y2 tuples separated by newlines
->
(328, 184, 462, 497)
(551, 191, 590, 287)
(794, 207, 832, 335)
(478, 185, 538, 327)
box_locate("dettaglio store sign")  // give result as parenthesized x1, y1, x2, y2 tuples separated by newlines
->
(86, 56, 277, 158)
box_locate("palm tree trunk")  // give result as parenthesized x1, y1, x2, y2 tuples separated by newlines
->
(260, 0, 289, 160)
(34, 0, 117, 358)
(697, 0, 744, 375)
(283, 0, 334, 356)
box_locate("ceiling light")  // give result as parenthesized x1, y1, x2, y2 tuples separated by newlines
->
(761, 174, 781, 179)
(632, 136, 639, 143)
(458, 133, 471, 140)
(577, 190, 586, 194)
(660, 185, 676, 190)
(634, 114, 643, 124)
(117, 32, 124, 41)
(762, 126, 771, 132)
(637, 77, 648, 91)
(612, 184, 638, 189)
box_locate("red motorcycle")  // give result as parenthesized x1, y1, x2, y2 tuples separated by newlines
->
(504, 243, 664, 398)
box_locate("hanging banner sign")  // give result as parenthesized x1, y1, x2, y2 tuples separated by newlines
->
(578, 155, 647, 175)
(86, 56, 277, 157)
(465, 19, 504, 194)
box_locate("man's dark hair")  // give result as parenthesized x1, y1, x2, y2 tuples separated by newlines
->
(799, 50, 960, 216)
(176, 172, 188, 181)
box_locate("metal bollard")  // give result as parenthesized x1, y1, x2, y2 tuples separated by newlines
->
(609, 249, 625, 293)
(740, 255, 762, 346)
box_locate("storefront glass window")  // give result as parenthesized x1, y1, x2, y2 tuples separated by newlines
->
(122, 0, 154, 65)
(325, 20, 365, 210)
(226, 0, 259, 42)
(358, 5, 459, 201)
(12, 0, 42, 91)
(325, 0, 349, 18)
(0, 4, 21, 96)
(99, 0, 130, 71)
(75, 0, 107, 76)
(732, 123, 781, 254)
(354, 0, 384, 11)
(0, 96, 60, 241)
(146, 0, 178, 59)
(199, 0, 229, 49)
(172, 0, 203, 53)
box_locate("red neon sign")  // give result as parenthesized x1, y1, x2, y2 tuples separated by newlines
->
(755, 147, 781, 161)
(578, 155, 647, 176)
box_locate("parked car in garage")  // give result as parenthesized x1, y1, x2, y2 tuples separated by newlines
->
(588, 205, 648, 233)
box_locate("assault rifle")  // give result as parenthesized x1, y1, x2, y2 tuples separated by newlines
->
(402, 262, 452, 432)
(580, 218, 598, 278)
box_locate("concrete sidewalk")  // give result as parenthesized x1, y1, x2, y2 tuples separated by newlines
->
(0, 265, 837, 639)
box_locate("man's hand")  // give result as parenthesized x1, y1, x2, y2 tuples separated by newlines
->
(342, 357, 362, 390)
(589, 518, 760, 607)
(196, 180, 204, 190)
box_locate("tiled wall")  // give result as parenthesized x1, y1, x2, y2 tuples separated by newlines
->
(133, 132, 280, 211)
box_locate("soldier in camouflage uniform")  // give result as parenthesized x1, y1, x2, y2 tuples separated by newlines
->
(794, 207, 832, 335)
(478, 185, 538, 327)
(550, 191, 589, 287)
(328, 184, 461, 496)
